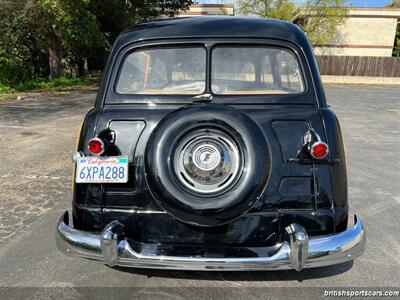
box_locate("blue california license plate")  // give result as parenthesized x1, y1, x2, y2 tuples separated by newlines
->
(75, 156, 128, 183)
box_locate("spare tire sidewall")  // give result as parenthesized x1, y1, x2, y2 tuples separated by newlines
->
(145, 105, 269, 227)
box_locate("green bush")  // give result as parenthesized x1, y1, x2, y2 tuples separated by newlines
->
(14, 76, 90, 92)
(0, 56, 22, 85)
(0, 75, 97, 94)
(0, 83, 15, 93)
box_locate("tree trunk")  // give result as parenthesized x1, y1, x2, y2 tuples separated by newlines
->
(48, 35, 63, 79)
(87, 48, 107, 72)
(77, 57, 86, 77)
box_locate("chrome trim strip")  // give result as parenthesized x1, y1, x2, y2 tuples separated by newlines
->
(56, 212, 365, 271)
(102, 208, 167, 214)
(102, 208, 136, 214)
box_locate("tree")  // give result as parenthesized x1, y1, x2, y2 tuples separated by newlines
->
(238, 0, 295, 21)
(387, 0, 400, 7)
(296, 0, 347, 45)
(24, 0, 106, 79)
(237, 0, 347, 45)
(87, 0, 193, 71)
(0, 0, 193, 82)
(387, 0, 400, 57)
(0, 0, 106, 80)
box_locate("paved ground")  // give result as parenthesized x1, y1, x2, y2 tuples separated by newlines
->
(0, 85, 399, 295)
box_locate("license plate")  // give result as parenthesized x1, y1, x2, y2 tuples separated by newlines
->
(75, 156, 128, 183)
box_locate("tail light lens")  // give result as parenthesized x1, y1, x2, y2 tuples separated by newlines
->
(310, 142, 329, 159)
(88, 138, 104, 155)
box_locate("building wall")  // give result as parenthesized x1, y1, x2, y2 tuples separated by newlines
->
(313, 47, 393, 57)
(177, 4, 234, 17)
(312, 8, 400, 57)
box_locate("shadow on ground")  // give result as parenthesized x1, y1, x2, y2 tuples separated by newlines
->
(114, 261, 353, 282)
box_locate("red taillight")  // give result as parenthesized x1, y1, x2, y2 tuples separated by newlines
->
(88, 138, 104, 155)
(310, 142, 329, 159)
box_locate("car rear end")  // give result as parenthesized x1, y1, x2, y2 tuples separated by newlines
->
(56, 18, 365, 271)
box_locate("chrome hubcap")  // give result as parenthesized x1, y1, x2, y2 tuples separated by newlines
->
(192, 144, 221, 171)
(174, 129, 241, 194)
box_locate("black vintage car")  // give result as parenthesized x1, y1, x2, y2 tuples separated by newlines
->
(56, 17, 365, 271)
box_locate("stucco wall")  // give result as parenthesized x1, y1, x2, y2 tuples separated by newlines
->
(313, 47, 393, 57)
(306, 8, 400, 57)
(178, 4, 234, 17)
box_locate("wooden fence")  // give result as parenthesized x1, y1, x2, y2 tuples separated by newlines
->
(316, 56, 400, 77)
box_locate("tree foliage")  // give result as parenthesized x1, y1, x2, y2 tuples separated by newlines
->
(238, 0, 295, 21)
(23, 0, 107, 78)
(297, 0, 348, 45)
(0, 1, 42, 84)
(237, 0, 348, 45)
(387, 0, 400, 57)
(387, 0, 400, 7)
(0, 0, 193, 84)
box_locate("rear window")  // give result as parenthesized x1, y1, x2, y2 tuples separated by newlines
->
(116, 47, 206, 95)
(211, 47, 304, 95)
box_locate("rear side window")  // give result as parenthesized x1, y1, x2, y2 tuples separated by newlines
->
(116, 47, 206, 95)
(212, 47, 304, 95)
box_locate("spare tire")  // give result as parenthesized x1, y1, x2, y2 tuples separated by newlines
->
(145, 104, 270, 227)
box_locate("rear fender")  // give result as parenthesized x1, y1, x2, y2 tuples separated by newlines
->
(320, 108, 348, 229)
(73, 108, 102, 225)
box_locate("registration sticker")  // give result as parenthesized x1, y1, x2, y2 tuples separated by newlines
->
(75, 156, 128, 183)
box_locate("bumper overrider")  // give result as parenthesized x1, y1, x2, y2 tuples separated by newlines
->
(56, 211, 366, 271)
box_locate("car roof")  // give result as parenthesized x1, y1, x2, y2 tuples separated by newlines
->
(96, 17, 327, 108)
(115, 16, 310, 48)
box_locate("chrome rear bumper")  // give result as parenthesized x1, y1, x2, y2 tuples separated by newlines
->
(56, 211, 365, 271)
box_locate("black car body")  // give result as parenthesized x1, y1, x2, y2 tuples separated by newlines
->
(56, 17, 365, 271)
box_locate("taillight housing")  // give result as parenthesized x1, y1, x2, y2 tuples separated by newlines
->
(310, 142, 329, 159)
(88, 138, 105, 155)
(87, 129, 115, 156)
(301, 129, 330, 160)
